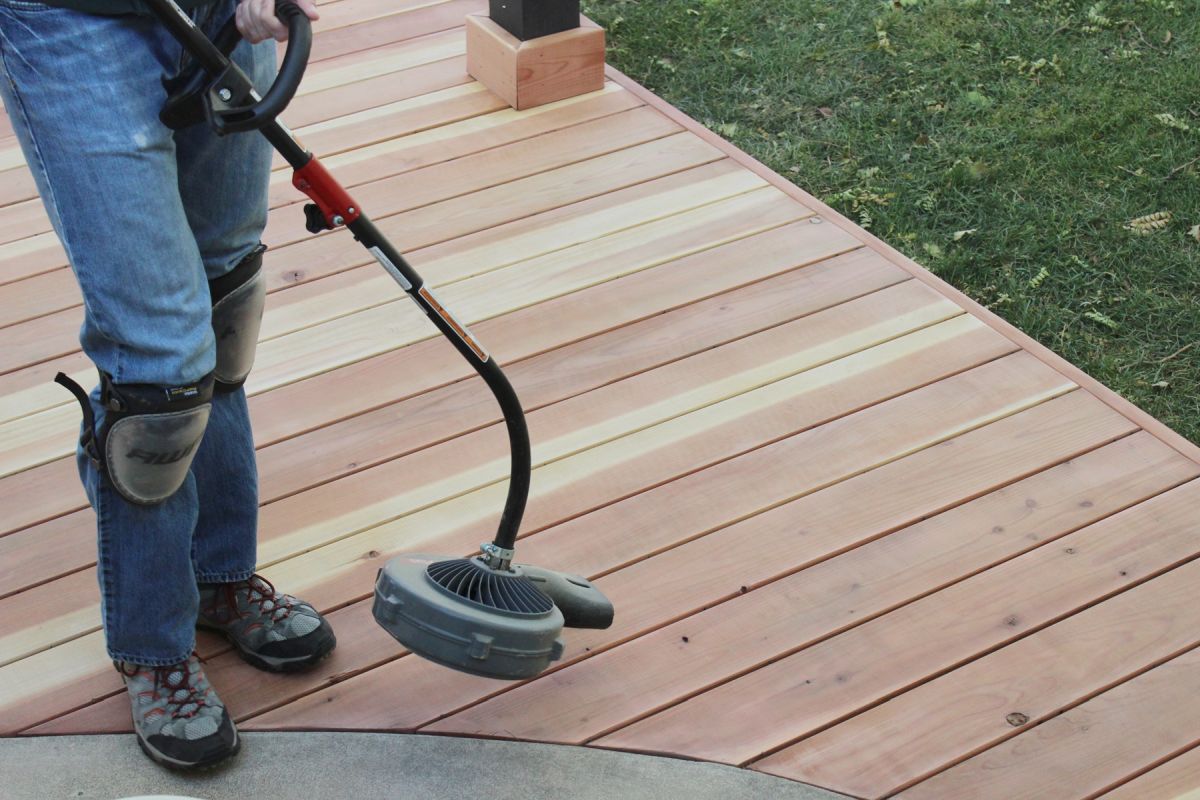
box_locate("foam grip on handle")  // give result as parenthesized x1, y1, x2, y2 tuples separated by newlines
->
(516, 565, 615, 630)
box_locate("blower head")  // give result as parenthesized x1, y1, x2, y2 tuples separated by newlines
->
(373, 553, 614, 681)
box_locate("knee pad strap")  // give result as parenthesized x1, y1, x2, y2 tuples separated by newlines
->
(55, 372, 213, 505)
(210, 244, 267, 393)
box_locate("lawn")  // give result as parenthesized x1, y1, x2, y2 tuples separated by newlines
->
(583, 0, 1199, 443)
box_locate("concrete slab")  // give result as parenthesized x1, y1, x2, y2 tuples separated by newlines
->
(2, 733, 851, 800)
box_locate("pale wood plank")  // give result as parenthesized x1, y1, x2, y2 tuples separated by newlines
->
(266, 83, 641, 207)
(1100, 745, 1200, 800)
(755, 554, 1200, 798)
(593, 479, 1200, 765)
(606, 66, 1200, 467)
(0, 353, 90, 428)
(0, 239, 868, 599)
(0, 28, 471, 212)
(0, 168, 37, 214)
(0, 450, 83, 537)
(1, 224, 870, 539)
(295, 29, 467, 97)
(898, 645, 1200, 800)
(0, 171, 778, 477)
(270, 83, 506, 169)
(253, 231, 852, 502)
(284, 55, 471, 129)
(1, 105, 677, 338)
(24, 319, 1039, 735)
(308, 0, 481, 63)
(264, 104, 680, 250)
(261, 398, 1161, 735)
(260, 132, 731, 294)
(247, 226, 874, 447)
(0, 509, 92, 598)
(308, 0, 452, 36)
(0, 269, 77, 329)
(257, 351, 1070, 634)
(0, 199, 51, 252)
(0, 280, 960, 663)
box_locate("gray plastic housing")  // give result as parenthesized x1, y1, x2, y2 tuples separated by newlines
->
(373, 554, 565, 681)
(515, 565, 614, 630)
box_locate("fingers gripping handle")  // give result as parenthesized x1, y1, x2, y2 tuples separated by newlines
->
(251, 1, 312, 126)
(156, 0, 312, 133)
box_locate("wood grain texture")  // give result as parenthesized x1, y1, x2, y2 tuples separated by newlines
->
(466, 14, 605, 110)
(1099, 745, 1200, 800)
(595, 477, 1200, 765)
(897, 644, 1200, 800)
(756, 548, 1200, 798)
(4, 13, 1200, 800)
(266, 398, 1157, 734)
(604, 65, 1200, 468)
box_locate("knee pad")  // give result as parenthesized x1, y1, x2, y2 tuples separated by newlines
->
(209, 244, 267, 393)
(55, 372, 213, 506)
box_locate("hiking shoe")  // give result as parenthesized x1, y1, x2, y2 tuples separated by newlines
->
(197, 574, 336, 672)
(117, 655, 239, 770)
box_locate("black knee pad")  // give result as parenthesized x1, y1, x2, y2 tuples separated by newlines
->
(209, 244, 267, 393)
(55, 372, 213, 506)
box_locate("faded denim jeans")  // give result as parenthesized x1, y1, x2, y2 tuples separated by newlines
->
(0, 0, 275, 665)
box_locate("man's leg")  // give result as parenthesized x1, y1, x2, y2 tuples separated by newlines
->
(0, 0, 213, 665)
(0, 3, 235, 769)
(174, 1, 275, 583)
(175, 4, 336, 670)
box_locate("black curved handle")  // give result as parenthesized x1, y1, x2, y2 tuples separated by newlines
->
(211, 0, 312, 133)
(158, 0, 312, 133)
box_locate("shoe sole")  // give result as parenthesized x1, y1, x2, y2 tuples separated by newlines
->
(199, 621, 337, 673)
(135, 724, 241, 771)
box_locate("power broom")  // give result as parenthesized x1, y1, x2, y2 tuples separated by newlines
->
(145, 0, 615, 680)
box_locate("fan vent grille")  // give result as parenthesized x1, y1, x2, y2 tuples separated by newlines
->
(426, 558, 554, 615)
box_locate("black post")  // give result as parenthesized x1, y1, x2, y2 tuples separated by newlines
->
(489, 0, 580, 40)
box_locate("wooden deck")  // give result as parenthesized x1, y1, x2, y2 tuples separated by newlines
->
(3, 2, 1200, 797)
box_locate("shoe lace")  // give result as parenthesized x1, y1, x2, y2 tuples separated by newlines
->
(119, 655, 211, 719)
(222, 573, 298, 623)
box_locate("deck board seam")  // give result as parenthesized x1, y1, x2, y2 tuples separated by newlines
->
(0, 100, 660, 328)
(237, 425, 1155, 734)
(1088, 740, 1200, 800)
(0, 222, 849, 536)
(250, 308, 976, 575)
(406, 425, 1161, 737)
(0, 250, 886, 595)
(725, 489, 1200, 769)
(578, 474, 1200, 762)
(872, 638, 1200, 797)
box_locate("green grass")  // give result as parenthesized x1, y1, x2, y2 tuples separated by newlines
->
(583, 0, 1200, 443)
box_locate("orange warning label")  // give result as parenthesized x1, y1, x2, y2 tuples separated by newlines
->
(418, 286, 490, 363)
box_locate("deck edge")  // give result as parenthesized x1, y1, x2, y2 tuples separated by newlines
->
(602, 63, 1200, 467)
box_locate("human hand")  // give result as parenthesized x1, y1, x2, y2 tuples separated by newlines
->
(236, 0, 319, 44)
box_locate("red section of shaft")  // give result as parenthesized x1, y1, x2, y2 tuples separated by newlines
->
(292, 157, 362, 228)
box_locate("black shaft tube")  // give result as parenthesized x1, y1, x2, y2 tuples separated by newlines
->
(344, 215, 532, 552)
(143, 0, 533, 556)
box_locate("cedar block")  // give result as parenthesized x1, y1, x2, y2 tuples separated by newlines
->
(466, 14, 605, 111)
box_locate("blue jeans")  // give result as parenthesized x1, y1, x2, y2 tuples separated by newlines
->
(0, 0, 275, 665)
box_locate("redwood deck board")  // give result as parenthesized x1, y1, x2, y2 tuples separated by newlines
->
(2, 7, 1199, 799)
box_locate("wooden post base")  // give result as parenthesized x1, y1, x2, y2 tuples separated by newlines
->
(465, 14, 605, 111)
